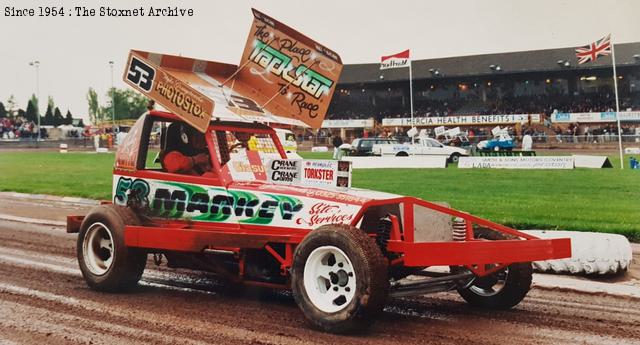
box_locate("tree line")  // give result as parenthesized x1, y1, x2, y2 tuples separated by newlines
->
(0, 87, 149, 127)
(0, 94, 81, 127)
(86, 87, 148, 125)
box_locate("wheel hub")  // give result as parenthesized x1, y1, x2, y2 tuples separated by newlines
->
(469, 268, 508, 297)
(303, 246, 357, 313)
(82, 222, 115, 276)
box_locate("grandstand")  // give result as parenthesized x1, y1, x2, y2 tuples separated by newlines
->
(323, 42, 640, 140)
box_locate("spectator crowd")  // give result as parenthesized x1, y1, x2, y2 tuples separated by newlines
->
(327, 90, 639, 121)
(0, 117, 39, 139)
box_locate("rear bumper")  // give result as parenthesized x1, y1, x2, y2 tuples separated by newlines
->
(387, 238, 571, 266)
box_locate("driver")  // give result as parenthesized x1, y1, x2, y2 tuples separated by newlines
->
(162, 124, 212, 176)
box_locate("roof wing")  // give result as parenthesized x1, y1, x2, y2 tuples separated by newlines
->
(122, 51, 217, 132)
(234, 8, 343, 128)
(122, 9, 342, 131)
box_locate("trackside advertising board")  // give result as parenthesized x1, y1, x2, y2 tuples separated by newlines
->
(267, 159, 352, 189)
(551, 111, 640, 123)
(458, 156, 574, 169)
(382, 114, 540, 127)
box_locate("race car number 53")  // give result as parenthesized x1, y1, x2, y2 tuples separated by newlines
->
(127, 57, 155, 92)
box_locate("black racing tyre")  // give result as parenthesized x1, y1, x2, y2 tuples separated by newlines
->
(457, 228, 532, 309)
(77, 205, 147, 292)
(395, 151, 409, 157)
(291, 224, 389, 334)
(449, 152, 461, 163)
(457, 262, 532, 309)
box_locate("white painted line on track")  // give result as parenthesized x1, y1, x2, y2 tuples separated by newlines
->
(3, 192, 98, 206)
(0, 253, 80, 276)
(0, 213, 65, 227)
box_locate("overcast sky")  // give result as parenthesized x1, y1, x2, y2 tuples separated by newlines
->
(1, 0, 639, 122)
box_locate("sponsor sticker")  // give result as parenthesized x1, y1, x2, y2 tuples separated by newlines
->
(268, 159, 352, 189)
(268, 159, 301, 184)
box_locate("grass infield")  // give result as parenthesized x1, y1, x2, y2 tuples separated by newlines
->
(0, 151, 638, 240)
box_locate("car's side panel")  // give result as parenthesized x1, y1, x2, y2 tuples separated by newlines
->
(112, 174, 363, 230)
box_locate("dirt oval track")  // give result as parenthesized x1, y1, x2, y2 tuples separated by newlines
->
(1, 218, 639, 345)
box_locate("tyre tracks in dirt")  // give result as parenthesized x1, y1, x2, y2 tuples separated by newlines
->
(0, 219, 639, 344)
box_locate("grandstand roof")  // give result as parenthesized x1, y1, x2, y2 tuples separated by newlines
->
(339, 42, 640, 84)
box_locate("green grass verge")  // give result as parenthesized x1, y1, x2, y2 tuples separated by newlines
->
(0, 151, 638, 239)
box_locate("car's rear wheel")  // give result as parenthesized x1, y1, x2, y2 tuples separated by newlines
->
(396, 152, 409, 157)
(77, 205, 147, 292)
(456, 228, 532, 309)
(457, 262, 532, 309)
(292, 224, 389, 334)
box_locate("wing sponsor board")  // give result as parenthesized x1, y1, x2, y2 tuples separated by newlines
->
(123, 52, 214, 132)
(112, 175, 361, 228)
(122, 9, 342, 130)
(237, 9, 343, 128)
(458, 156, 574, 169)
(382, 114, 540, 127)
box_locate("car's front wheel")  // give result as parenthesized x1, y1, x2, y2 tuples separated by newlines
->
(291, 224, 389, 334)
(449, 152, 461, 163)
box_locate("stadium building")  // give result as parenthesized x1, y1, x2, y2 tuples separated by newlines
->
(320, 42, 640, 143)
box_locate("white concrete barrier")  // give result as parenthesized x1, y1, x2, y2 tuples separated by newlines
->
(344, 156, 447, 169)
(624, 147, 640, 154)
(311, 146, 328, 152)
(573, 155, 613, 168)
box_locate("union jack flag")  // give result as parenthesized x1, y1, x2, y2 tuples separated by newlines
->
(575, 35, 611, 64)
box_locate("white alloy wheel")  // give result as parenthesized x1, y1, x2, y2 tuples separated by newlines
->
(303, 246, 357, 313)
(82, 222, 115, 276)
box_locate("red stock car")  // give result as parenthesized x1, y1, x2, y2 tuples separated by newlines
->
(67, 110, 571, 334)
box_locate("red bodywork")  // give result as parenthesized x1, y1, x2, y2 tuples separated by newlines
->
(69, 110, 571, 286)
